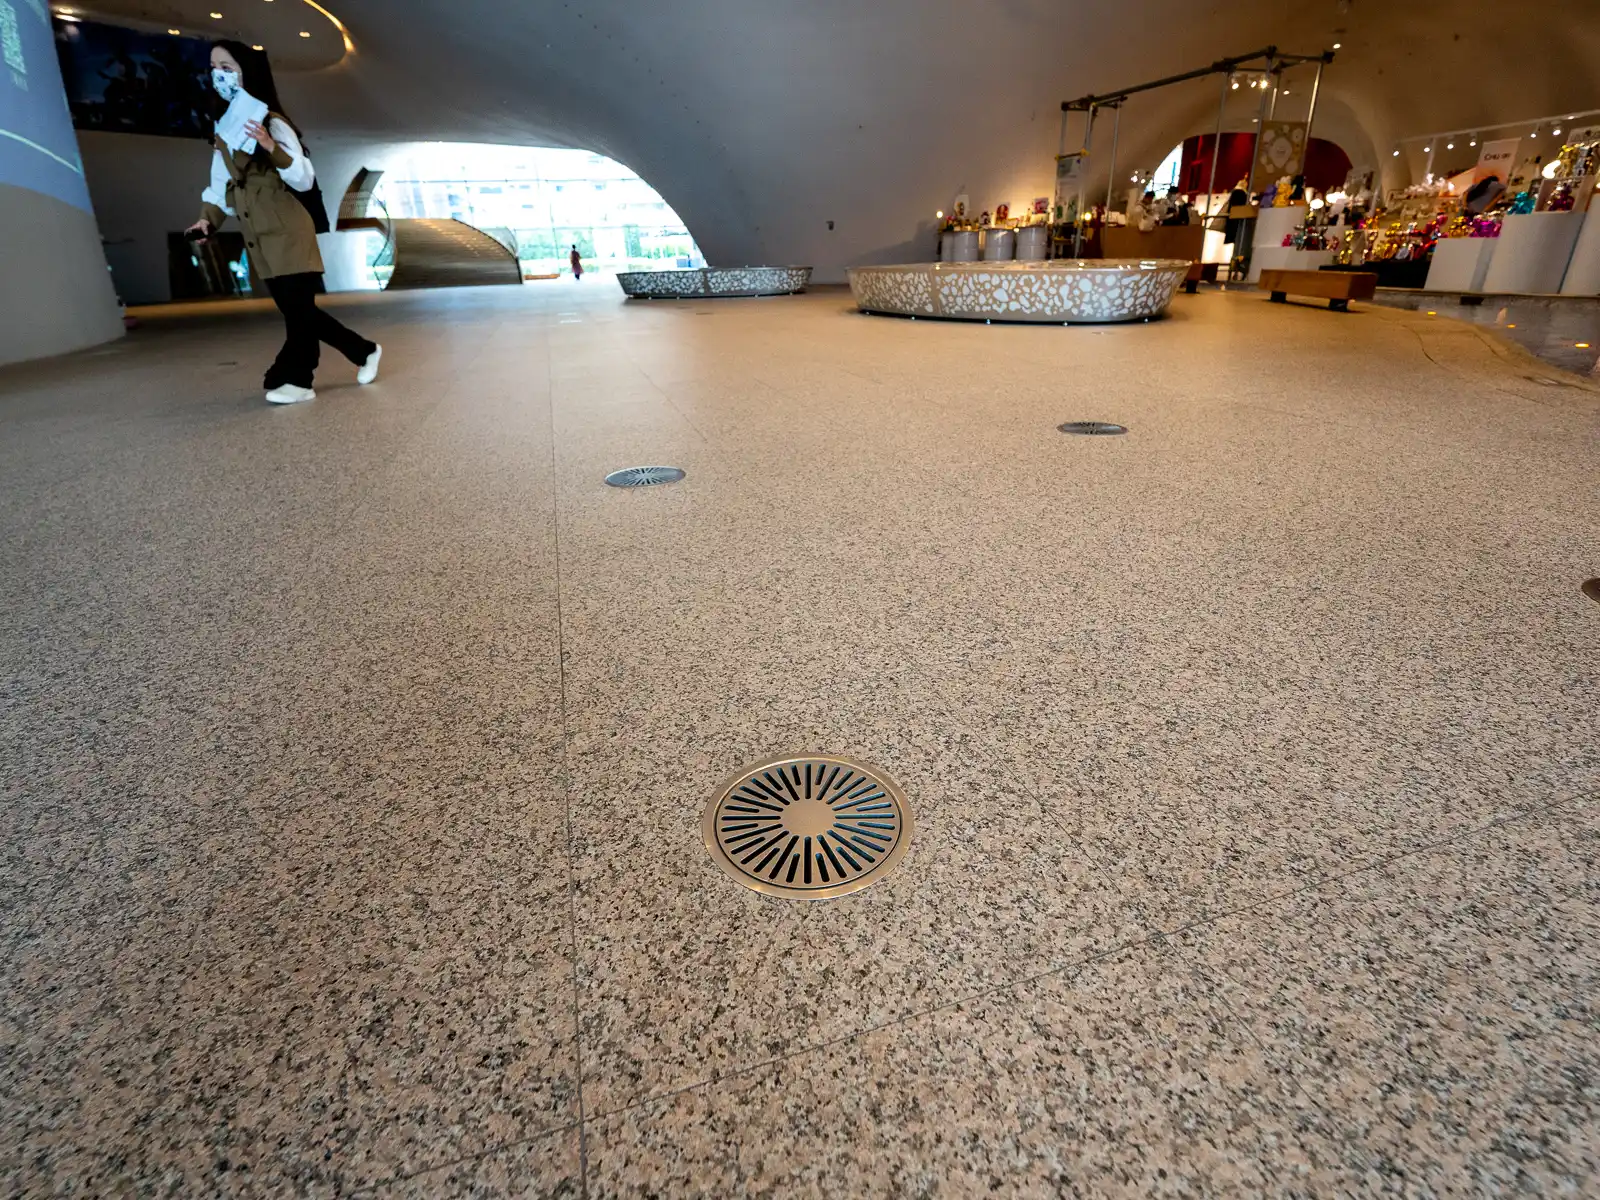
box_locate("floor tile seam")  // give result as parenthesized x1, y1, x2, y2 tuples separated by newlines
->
(1140, 784, 1600, 944)
(546, 324, 591, 1200)
(342, 1116, 586, 1197)
(1159, 913, 1386, 1180)
(1150, 785, 1600, 1176)
(311, 323, 513, 546)
(619, 343, 713, 448)
(568, 927, 1185, 1130)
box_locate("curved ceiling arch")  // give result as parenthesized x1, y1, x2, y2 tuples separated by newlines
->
(210, 0, 1600, 278)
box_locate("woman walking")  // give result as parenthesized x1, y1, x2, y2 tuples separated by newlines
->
(570, 244, 583, 280)
(185, 42, 380, 405)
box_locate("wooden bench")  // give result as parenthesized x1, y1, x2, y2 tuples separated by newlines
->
(1182, 262, 1219, 293)
(1259, 268, 1378, 312)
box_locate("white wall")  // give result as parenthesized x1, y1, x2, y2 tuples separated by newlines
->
(0, 183, 123, 366)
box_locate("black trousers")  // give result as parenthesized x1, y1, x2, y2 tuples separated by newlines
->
(264, 273, 376, 389)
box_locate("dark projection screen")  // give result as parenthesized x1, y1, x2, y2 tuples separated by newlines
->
(0, 0, 91, 211)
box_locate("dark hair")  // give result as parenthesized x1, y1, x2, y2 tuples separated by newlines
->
(209, 40, 301, 140)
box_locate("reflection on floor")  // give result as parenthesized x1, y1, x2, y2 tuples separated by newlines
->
(3, 282, 1598, 1195)
(1372, 288, 1600, 377)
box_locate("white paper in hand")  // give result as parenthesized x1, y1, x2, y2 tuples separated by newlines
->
(215, 89, 270, 156)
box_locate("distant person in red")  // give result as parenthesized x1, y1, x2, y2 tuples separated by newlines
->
(570, 245, 583, 280)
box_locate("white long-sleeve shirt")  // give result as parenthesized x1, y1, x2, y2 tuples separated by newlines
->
(200, 117, 314, 216)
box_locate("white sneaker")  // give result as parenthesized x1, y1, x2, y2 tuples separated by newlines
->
(357, 345, 383, 385)
(265, 383, 316, 405)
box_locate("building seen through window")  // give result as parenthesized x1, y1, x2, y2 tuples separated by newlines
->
(373, 143, 704, 279)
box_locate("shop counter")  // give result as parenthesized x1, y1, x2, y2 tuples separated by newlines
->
(1482, 211, 1584, 294)
(1559, 207, 1600, 295)
(1250, 246, 1334, 281)
(1425, 237, 1499, 292)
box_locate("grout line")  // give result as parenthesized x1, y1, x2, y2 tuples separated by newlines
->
(546, 321, 592, 1199)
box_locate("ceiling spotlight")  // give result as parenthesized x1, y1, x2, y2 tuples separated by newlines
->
(1332, 42, 1342, 49)
(299, 29, 310, 36)
(251, 43, 263, 49)
(210, 10, 222, 17)
(1423, 146, 1432, 153)
(1531, 126, 1540, 138)
(1446, 142, 1454, 149)
(1392, 148, 1400, 156)
(1553, 127, 1563, 137)
(1470, 136, 1478, 146)
(167, 26, 180, 33)
(1232, 79, 1240, 89)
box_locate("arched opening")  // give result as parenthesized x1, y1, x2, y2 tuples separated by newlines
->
(345, 143, 703, 287)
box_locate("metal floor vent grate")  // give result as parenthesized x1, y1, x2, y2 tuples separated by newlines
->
(1058, 421, 1127, 436)
(604, 466, 686, 488)
(703, 755, 913, 899)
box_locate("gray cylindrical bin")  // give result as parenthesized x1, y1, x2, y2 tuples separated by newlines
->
(1015, 225, 1049, 261)
(982, 228, 1016, 261)
(944, 230, 980, 263)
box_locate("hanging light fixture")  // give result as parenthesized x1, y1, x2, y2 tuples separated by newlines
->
(1469, 134, 1478, 147)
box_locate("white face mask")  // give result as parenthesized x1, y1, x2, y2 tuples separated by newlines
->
(212, 66, 241, 101)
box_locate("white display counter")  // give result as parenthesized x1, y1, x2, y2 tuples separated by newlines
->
(1250, 246, 1334, 280)
(1482, 211, 1584, 293)
(1247, 205, 1309, 281)
(1559, 207, 1600, 295)
(1425, 237, 1499, 292)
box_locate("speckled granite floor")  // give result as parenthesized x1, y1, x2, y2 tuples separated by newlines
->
(3, 281, 1597, 1197)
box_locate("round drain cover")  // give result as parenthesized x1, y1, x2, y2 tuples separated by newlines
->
(1058, 421, 1127, 436)
(703, 755, 913, 900)
(604, 466, 685, 488)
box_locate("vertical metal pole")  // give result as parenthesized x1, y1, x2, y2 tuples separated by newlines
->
(1303, 59, 1326, 141)
(1241, 56, 1275, 278)
(1205, 73, 1229, 226)
(1243, 57, 1275, 201)
(1103, 104, 1121, 219)
(1073, 105, 1097, 257)
(1303, 58, 1326, 188)
(1050, 108, 1069, 259)
(1269, 72, 1280, 120)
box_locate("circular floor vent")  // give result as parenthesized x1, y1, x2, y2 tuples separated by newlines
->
(703, 755, 913, 899)
(1058, 421, 1127, 436)
(604, 466, 686, 488)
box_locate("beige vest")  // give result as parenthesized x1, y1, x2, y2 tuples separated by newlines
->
(202, 116, 323, 279)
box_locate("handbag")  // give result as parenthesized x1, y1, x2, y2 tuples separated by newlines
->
(288, 174, 331, 235)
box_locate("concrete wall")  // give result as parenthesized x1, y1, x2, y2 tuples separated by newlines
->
(0, 183, 123, 367)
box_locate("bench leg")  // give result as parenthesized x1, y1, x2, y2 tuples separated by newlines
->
(1269, 291, 1287, 303)
(1329, 298, 1349, 312)
(1184, 279, 1198, 294)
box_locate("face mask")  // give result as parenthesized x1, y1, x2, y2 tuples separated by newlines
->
(212, 67, 240, 101)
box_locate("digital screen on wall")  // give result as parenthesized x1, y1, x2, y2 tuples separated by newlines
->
(53, 18, 212, 138)
(0, 0, 91, 211)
